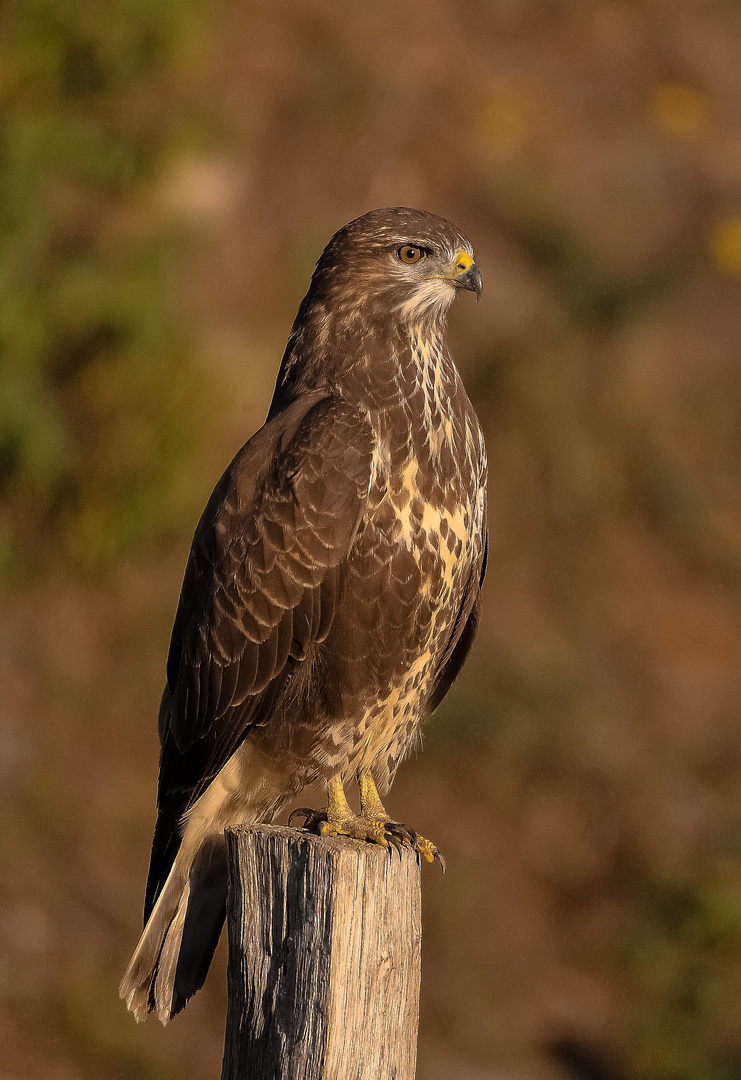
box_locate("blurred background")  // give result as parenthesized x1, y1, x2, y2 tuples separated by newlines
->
(2, 1, 741, 1077)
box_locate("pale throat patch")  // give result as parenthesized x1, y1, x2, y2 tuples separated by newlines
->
(396, 276, 455, 323)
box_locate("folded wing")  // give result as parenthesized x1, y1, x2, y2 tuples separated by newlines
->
(145, 393, 375, 918)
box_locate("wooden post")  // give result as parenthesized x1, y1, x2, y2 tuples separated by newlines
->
(221, 823, 422, 1080)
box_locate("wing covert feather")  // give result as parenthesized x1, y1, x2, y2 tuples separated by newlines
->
(158, 394, 374, 810)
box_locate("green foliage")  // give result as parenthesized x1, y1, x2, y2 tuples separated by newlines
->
(0, 0, 204, 576)
(619, 866, 741, 1080)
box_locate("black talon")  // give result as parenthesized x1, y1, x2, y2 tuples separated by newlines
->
(385, 830, 402, 855)
(386, 821, 417, 848)
(288, 807, 327, 831)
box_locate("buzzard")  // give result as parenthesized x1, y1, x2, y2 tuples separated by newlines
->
(120, 207, 488, 1024)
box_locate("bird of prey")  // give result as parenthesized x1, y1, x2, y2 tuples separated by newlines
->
(120, 207, 488, 1024)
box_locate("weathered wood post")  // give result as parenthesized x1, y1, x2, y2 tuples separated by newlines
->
(221, 823, 422, 1080)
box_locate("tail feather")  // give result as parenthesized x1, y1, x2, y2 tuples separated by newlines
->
(172, 836, 229, 1012)
(153, 881, 190, 1024)
(121, 741, 286, 1024)
(119, 858, 187, 1023)
(120, 834, 230, 1025)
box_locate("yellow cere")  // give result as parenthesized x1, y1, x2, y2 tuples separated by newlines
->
(455, 251, 473, 273)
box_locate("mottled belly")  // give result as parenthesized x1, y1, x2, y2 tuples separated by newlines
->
(332, 459, 478, 790)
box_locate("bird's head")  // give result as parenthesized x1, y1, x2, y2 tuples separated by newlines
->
(309, 207, 482, 329)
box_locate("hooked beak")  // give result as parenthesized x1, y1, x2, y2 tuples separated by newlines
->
(452, 252, 483, 301)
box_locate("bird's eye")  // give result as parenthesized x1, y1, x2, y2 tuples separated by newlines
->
(398, 245, 425, 264)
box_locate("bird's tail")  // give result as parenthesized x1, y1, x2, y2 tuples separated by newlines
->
(119, 834, 228, 1024)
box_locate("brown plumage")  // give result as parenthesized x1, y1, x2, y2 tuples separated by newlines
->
(120, 207, 488, 1024)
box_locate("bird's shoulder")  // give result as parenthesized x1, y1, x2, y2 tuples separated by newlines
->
(191, 390, 375, 573)
(165, 390, 376, 701)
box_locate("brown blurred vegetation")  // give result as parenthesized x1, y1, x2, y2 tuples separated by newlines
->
(2, 2, 741, 1078)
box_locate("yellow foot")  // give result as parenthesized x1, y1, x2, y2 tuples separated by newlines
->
(289, 806, 445, 871)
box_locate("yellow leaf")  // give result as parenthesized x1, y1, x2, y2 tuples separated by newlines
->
(711, 217, 741, 274)
(652, 83, 708, 137)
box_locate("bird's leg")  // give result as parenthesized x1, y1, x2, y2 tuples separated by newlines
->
(358, 769, 390, 821)
(290, 774, 395, 849)
(290, 772, 445, 869)
(323, 775, 365, 834)
(318, 774, 389, 846)
(289, 775, 385, 845)
(358, 770, 445, 869)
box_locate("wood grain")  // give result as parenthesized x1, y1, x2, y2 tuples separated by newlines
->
(221, 824, 422, 1080)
